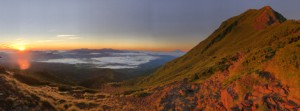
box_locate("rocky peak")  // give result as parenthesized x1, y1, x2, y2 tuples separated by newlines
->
(253, 6, 286, 29)
(260, 6, 273, 11)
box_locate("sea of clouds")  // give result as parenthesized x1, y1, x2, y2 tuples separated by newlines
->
(36, 51, 183, 69)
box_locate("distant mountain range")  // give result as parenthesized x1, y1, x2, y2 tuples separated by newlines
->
(171, 49, 185, 53)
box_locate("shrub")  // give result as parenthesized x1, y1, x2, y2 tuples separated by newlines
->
(134, 91, 152, 98)
(190, 73, 200, 81)
(58, 85, 73, 92)
(83, 89, 98, 94)
(264, 47, 276, 60)
(123, 90, 138, 95)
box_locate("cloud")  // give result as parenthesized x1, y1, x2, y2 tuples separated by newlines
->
(57, 35, 78, 37)
(57, 35, 80, 39)
(37, 52, 160, 69)
(38, 58, 90, 64)
(92, 55, 158, 66)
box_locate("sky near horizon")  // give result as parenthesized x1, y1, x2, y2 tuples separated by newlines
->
(0, 0, 300, 51)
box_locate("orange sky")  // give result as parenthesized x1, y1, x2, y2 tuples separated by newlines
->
(1, 38, 193, 52)
(0, 1, 300, 53)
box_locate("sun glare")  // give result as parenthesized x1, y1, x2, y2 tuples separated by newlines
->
(18, 46, 26, 51)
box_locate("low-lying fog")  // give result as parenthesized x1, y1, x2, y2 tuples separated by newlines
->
(0, 49, 185, 69)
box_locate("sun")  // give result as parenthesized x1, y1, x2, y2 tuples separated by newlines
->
(9, 41, 29, 51)
(18, 46, 26, 51)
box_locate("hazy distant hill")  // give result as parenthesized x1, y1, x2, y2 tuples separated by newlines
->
(171, 49, 185, 53)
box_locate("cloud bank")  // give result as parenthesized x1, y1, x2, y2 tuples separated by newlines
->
(37, 52, 161, 69)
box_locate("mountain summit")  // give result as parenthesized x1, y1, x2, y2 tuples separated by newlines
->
(137, 6, 300, 110)
(252, 6, 286, 29)
(142, 5, 300, 87)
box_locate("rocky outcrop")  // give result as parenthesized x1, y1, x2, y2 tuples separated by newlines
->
(145, 53, 300, 111)
(150, 71, 300, 111)
(253, 6, 286, 30)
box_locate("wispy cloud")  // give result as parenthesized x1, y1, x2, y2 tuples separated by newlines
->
(57, 35, 78, 37)
(57, 35, 80, 40)
(36, 39, 59, 43)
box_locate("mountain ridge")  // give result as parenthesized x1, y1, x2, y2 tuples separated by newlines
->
(130, 6, 300, 110)
(138, 6, 300, 91)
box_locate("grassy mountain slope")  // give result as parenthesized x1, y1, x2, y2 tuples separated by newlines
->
(0, 69, 135, 111)
(139, 6, 300, 87)
(126, 6, 300, 110)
